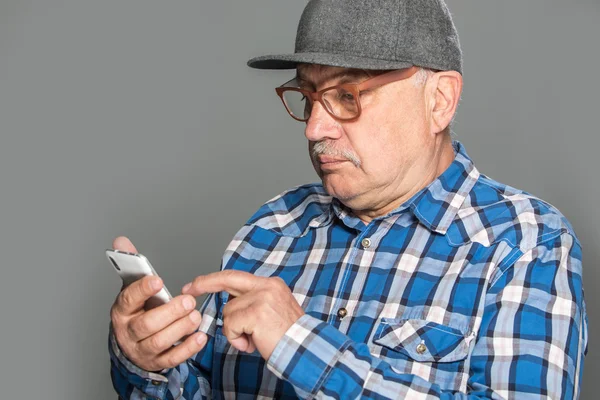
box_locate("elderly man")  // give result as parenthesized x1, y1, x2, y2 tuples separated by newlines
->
(108, 0, 588, 398)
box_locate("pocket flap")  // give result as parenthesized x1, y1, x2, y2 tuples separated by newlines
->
(373, 318, 472, 363)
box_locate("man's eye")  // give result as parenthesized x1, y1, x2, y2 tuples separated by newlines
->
(338, 92, 355, 102)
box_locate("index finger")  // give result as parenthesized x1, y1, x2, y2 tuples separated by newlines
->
(115, 275, 163, 316)
(182, 270, 263, 297)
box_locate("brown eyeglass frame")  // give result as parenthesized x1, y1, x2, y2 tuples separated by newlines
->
(275, 66, 420, 123)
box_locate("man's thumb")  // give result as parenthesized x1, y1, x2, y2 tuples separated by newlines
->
(112, 236, 138, 253)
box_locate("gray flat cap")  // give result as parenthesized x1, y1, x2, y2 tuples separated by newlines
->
(247, 0, 463, 74)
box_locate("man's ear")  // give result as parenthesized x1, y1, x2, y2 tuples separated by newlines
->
(427, 71, 463, 135)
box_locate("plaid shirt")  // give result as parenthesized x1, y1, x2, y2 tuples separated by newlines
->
(110, 140, 588, 399)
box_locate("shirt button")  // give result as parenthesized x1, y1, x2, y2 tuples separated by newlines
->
(361, 238, 372, 248)
(416, 343, 427, 354)
(337, 307, 348, 319)
(150, 380, 162, 386)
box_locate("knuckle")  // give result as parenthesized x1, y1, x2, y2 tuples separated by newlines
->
(136, 317, 151, 335)
(251, 302, 268, 318)
(110, 304, 123, 325)
(122, 342, 143, 364)
(192, 275, 204, 288)
(223, 270, 236, 279)
(222, 318, 234, 336)
(188, 338, 202, 354)
(173, 299, 185, 314)
(128, 317, 148, 339)
(113, 330, 128, 351)
(128, 341, 142, 358)
(126, 321, 138, 339)
(243, 300, 260, 317)
(221, 325, 231, 339)
(272, 276, 287, 289)
(263, 290, 276, 302)
(149, 334, 163, 352)
(140, 275, 153, 289)
(246, 303, 260, 316)
(222, 302, 231, 316)
(119, 290, 135, 310)
(165, 355, 179, 369)
(114, 331, 131, 352)
(138, 344, 155, 359)
(173, 300, 188, 317)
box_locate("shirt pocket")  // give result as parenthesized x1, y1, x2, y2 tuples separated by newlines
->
(372, 318, 473, 363)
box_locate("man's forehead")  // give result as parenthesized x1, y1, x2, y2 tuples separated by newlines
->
(296, 63, 372, 85)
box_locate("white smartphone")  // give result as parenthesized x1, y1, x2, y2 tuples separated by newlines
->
(106, 249, 173, 310)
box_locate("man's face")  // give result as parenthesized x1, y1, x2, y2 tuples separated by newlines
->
(297, 64, 436, 213)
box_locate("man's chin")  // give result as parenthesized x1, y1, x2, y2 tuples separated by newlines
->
(321, 180, 361, 202)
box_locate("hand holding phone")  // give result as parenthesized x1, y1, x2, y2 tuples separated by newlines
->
(106, 249, 173, 310)
(107, 237, 207, 372)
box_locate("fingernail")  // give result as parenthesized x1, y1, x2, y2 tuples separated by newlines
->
(189, 310, 201, 323)
(150, 278, 162, 290)
(182, 297, 194, 310)
(196, 333, 207, 345)
(182, 283, 191, 293)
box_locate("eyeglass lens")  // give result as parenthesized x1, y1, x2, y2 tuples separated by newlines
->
(282, 87, 359, 121)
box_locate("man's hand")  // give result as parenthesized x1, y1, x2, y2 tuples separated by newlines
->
(110, 236, 208, 372)
(182, 270, 304, 360)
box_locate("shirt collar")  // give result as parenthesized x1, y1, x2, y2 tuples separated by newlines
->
(327, 140, 480, 235)
(407, 140, 480, 234)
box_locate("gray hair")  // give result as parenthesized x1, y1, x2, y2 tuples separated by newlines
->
(413, 68, 435, 87)
(413, 68, 457, 138)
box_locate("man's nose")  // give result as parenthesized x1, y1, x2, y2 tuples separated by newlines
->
(304, 101, 343, 142)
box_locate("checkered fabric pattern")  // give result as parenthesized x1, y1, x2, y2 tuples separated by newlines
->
(109, 140, 588, 399)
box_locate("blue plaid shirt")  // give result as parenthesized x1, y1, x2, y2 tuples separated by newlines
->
(110, 140, 588, 399)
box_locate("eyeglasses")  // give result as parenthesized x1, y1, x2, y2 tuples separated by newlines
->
(275, 66, 419, 123)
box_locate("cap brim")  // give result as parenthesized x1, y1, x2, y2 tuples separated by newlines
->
(247, 52, 413, 71)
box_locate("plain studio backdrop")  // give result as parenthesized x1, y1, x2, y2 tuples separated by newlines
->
(0, 1, 597, 398)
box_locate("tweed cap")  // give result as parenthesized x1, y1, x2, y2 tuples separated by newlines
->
(247, 0, 462, 74)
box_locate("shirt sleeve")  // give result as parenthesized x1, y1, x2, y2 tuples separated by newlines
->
(108, 292, 220, 400)
(266, 232, 588, 399)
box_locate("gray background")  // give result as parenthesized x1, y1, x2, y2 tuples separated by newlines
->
(0, 0, 597, 398)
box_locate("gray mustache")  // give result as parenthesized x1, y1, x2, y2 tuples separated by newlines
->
(311, 141, 361, 167)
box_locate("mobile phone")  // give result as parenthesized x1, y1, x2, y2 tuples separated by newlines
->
(106, 249, 173, 310)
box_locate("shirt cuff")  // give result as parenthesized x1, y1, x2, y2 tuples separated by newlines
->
(108, 325, 173, 397)
(266, 314, 352, 399)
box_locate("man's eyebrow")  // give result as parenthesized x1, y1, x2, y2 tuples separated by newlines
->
(296, 70, 369, 87)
